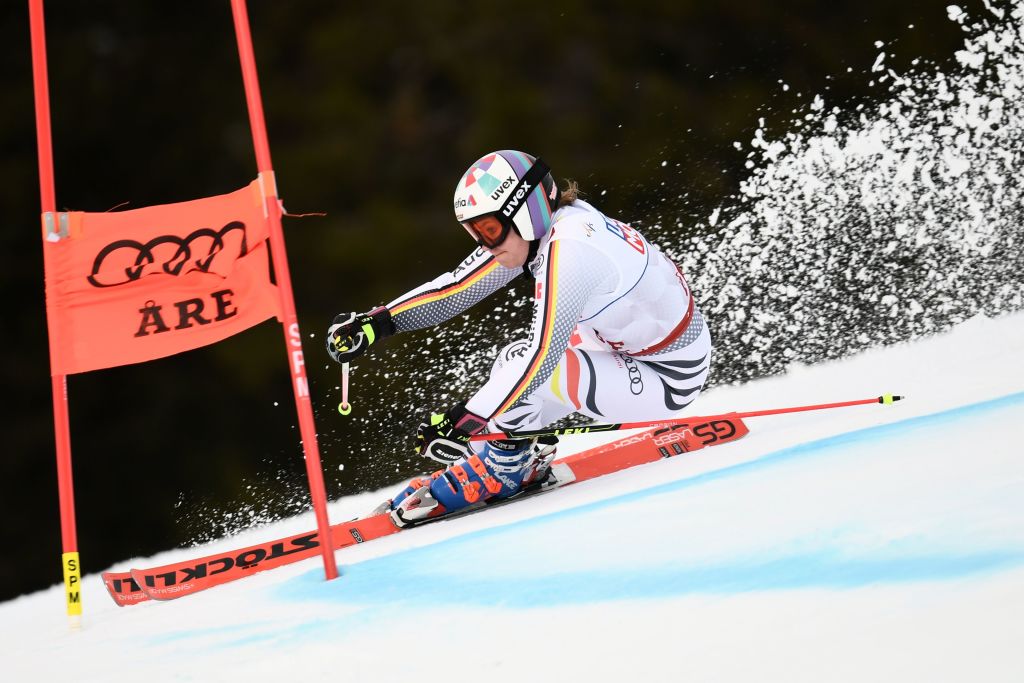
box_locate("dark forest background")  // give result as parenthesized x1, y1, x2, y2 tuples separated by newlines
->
(0, 1, 977, 601)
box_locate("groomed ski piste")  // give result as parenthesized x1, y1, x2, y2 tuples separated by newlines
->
(2, 310, 1022, 682)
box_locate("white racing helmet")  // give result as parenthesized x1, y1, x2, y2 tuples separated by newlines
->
(453, 150, 559, 247)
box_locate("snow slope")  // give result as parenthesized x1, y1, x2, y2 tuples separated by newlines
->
(3, 311, 1023, 682)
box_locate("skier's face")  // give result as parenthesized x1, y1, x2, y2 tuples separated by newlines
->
(485, 228, 530, 268)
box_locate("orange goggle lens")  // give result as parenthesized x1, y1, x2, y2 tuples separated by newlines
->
(462, 214, 511, 248)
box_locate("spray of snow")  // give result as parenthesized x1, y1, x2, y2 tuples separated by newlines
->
(669, 2, 1024, 383)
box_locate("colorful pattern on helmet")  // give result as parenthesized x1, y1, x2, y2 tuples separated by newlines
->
(453, 150, 555, 242)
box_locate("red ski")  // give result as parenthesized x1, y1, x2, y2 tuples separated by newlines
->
(101, 515, 397, 606)
(101, 573, 146, 607)
(102, 414, 748, 606)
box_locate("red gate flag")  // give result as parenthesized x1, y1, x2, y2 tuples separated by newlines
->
(42, 179, 283, 375)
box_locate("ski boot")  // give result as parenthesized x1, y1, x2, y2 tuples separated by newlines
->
(376, 436, 558, 528)
(373, 471, 448, 528)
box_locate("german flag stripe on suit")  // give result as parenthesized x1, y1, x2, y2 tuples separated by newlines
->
(492, 240, 561, 416)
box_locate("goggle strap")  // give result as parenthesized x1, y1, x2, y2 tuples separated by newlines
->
(497, 158, 550, 225)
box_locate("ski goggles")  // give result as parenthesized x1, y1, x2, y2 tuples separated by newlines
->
(462, 214, 511, 249)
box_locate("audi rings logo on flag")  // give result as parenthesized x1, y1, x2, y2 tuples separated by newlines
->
(86, 221, 250, 288)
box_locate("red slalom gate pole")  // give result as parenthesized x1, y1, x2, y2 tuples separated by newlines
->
(470, 394, 904, 442)
(230, 0, 337, 580)
(29, 0, 84, 617)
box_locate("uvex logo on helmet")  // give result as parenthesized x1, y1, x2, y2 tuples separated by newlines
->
(490, 176, 516, 201)
(501, 182, 532, 218)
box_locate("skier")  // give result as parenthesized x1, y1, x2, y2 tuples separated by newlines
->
(327, 150, 712, 526)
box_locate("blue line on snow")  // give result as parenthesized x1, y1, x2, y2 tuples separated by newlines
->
(274, 391, 1024, 608)
(280, 549, 1023, 609)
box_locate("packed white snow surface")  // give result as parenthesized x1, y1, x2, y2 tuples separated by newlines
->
(3, 310, 1023, 682)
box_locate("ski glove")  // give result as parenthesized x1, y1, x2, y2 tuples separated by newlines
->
(326, 306, 396, 364)
(415, 402, 489, 464)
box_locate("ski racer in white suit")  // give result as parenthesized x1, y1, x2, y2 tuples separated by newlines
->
(327, 150, 712, 527)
